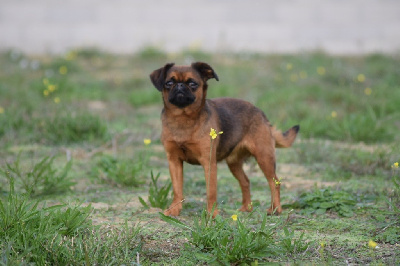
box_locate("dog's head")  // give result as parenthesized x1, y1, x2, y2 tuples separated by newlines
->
(150, 62, 219, 109)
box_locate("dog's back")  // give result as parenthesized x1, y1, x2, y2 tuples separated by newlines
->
(209, 98, 299, 160)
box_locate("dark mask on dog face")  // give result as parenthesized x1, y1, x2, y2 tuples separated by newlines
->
(164, 69, 202, 108)
(150, 62, 219, 109)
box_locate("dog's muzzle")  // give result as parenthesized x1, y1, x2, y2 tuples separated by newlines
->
(168, 83, 195, 108)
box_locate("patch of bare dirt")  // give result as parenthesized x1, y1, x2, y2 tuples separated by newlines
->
(278, 163, 336, 190)
(298, 138, 389, 153)
(87, 100, 107, 111)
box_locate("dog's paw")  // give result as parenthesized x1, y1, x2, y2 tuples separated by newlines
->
(207, 207, 219, 218)
(267, 206, 282, 216)
(239, 203, 253, 212)
(164, 202, 182, 216)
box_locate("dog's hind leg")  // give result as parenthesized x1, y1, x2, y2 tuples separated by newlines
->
(252, 145, 282, 215)
(227, 159, 252, 212)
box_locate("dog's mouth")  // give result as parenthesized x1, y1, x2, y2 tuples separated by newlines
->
(168, 91, 195, 108)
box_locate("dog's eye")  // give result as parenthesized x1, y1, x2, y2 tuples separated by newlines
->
(188, 81, 198, 88)
(165, 80, 174, 88)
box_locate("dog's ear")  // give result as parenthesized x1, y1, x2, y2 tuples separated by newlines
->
(150, 63, 175, 91)
(191, 62, 219, 82)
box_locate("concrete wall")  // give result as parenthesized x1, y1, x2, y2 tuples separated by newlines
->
(1, 0, 400, 54)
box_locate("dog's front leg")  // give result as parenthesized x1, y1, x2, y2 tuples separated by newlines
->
(200, 156, 219, 217)
(164, 156, 184, 216)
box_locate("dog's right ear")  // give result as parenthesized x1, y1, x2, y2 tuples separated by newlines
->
(149, 63, 175, 91)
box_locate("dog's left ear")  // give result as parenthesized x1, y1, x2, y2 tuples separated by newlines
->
(150, 63, 175, 91)
(191, 62, 219, 82)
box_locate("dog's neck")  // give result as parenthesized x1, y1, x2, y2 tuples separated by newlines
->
(163, 105, 205, 126)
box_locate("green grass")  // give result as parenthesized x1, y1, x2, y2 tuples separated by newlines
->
(1, 153, 74, 197)
(0, 179, 142, 264)
(0, 48, 399, 264)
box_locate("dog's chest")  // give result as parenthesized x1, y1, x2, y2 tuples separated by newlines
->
(178, 143, 201, 165)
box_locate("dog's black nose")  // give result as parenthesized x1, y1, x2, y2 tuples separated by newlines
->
(176, 83, 185, 91)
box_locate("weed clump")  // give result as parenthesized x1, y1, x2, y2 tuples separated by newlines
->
(160, 209, 311, 264)
(35, 112, 108, 144)
(139, 171, 171, 210)
(288, 187, 357, 217)
(1, 154, 74, 197)
(0, 178, 142, 264)
(92, 155, 145, 187)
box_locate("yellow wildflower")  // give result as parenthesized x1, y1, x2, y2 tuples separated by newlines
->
(392, 162, 399, 169)
(210, 128, 217, 139)
(273, 177, 281, 186)
(231, 214, 238, 221)
(0, 106, 4, 114)
(54, 97, 60, 104)
(331, 111, 337, 118)
(59, 66, 68, 75)
(43, 90, 49, 96)
(357, 74, 366, 83)
(286, 63, 293, 70)
(320, 241, 325, 248)
(317, 66, 326, 75)
(368, 239, 378, 249)
(48, 84, 56, 92)
(42, 78, 49, 85)
(364, 87, 372, 96)
(209, 128, 223, 140)
(143, 139, 151, 145)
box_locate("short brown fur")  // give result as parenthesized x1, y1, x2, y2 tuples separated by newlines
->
(150, 62, 299, 216)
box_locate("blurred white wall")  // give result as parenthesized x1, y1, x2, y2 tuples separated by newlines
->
(1, 0, 399, 54)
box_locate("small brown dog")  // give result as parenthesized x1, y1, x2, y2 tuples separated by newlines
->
(150, 62, 299, 216)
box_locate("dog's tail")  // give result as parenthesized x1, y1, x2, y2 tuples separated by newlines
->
(272, 125, 300, 148)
